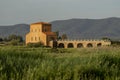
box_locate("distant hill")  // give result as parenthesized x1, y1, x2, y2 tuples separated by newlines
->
(0, 17, 120, 40)
(51, 17, 120, 39)
(0, 24, 29, 39)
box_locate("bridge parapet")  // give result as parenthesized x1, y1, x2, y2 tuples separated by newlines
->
(49, 39, 111, 48)
(57, 39, 108, 42)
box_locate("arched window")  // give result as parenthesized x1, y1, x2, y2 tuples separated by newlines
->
(35, 37, 37, 41)
(35, 29, 37, 32)
(31, 37, 33, 41)
(31, 29, 33, 32)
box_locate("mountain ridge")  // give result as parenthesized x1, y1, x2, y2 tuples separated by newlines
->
(0, 17, 120, 40)
(51, 17, 120, 39)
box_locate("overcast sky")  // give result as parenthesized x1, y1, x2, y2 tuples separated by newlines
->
(0, 0, 120, 25)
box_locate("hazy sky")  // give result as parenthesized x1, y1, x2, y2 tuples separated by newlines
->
(0, 0, 120, 25)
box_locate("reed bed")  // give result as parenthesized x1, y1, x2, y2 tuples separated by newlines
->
(0, 46, 120, 80)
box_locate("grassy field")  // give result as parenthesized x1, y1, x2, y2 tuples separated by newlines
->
(0, 46, 120, 80)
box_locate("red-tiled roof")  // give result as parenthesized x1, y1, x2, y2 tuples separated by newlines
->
(31, 22, 50, 25)
(44, 32, 56, 36)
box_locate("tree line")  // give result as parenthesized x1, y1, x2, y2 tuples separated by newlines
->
(0, 34, 23, 45)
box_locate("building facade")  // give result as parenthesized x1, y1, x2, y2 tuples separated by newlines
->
(49, 39, 111, 48)
(26, 22, 57, 46)
(26, 22, 111, 48)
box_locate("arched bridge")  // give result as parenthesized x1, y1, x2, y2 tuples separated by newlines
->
(49, 39, 111, 48)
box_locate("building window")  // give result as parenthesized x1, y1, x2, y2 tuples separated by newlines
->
(31, 29, 33, 32)
(50, 37, 55, 40)
(35, 29, 37, 32)
(31, 37, 33, 41)
(43, 27, 47, 32)
(35, 37, 37, 41)
(44, 29, 47, 32)
(44, 27, 45, 32)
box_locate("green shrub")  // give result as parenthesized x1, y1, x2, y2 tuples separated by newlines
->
(27, 42, 44, 48)
(9, 40, 19, 45)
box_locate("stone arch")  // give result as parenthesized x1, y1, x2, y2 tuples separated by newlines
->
(67, 43, 74, 48)
(97, 43, 102, 47)
(87, 43, 93, 47)
(77, 43, 83, 48)
(58, 43, 64, 48)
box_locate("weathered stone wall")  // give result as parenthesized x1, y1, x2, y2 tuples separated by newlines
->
(49, 39, 111, 48)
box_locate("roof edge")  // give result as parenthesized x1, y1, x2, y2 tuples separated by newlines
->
(31, 22, 51, 25)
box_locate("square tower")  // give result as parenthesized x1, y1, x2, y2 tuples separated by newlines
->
(26, 22, 57, 46)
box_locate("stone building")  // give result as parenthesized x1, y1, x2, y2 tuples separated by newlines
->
(26, 22, 57, 46)
(49, 39, 111, 48)
(26, 22, 111, 48)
